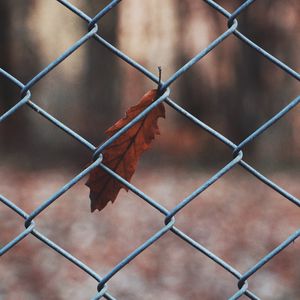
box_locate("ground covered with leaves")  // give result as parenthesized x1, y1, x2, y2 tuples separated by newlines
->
(1, 165, 299, 300)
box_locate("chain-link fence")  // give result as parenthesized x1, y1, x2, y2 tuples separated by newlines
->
(1, 0, 299, 299)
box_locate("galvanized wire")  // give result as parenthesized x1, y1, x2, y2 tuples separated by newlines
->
(1, 1, 299, 299)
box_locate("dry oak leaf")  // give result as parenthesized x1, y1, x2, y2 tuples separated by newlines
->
(86, 89, 165, 212)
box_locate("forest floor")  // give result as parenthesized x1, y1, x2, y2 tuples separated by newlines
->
(1, 165, 299, 300)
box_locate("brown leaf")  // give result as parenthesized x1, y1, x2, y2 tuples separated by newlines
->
(86, 89, 165, 212)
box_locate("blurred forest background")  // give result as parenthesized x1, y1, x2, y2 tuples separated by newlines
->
(0, 1, 299, 300)
(0, 0, 299, 168)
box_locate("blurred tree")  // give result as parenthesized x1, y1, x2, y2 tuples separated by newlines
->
(117, 0, 180, 108)
(0, 1, 42, 156)
(81, 0, 121, 144)
(0, 1, 21, 153)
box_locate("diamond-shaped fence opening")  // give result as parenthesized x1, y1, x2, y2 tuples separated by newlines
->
(1, 1, 299, 299)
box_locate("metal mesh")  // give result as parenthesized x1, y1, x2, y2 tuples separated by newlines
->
(1, 1, 299, 299)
